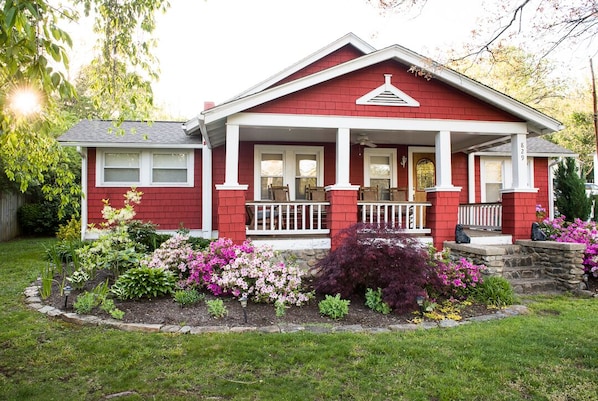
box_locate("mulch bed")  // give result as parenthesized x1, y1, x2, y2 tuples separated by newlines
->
(41, 272, 495, 328)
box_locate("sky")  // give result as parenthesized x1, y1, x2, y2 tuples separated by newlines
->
(148, 0, 484, 119)
(66, 0, 592, 120)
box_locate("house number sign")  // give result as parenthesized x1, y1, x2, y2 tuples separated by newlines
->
(520, 142, 526, 161)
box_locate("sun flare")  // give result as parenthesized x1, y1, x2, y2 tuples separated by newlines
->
(9, 87, 42, 116)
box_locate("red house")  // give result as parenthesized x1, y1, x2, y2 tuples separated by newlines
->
(59, 33, 573, 251)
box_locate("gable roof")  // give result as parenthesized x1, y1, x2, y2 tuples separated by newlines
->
(231, 33, 376, 101)
(59, 120, 202, 148)
(186, 33, 563, 148)
(480, 136, 576, 157)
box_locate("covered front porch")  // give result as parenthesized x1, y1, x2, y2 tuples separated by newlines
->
(204, 114, 539, 250)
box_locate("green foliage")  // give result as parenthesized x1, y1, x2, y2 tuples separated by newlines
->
(275, 300, 288, 317)
(39, 263, 55, 300)
(111, 266, 176, 300)
(17, 202, 60, 236)
(206, 299, 228, 319)
(73, 292, 97, 314)
(173, 288, 205, 307)
(57, 217, 81, 241)
(99, 299, 124, 320)
(365, 288, 392, 314)
(554, 158, 592, 221)
(187, 236, 213, 251)
(474, 276, 516, 308)
(125, 220, 163, 252)
(318, 294, 350, 320)
(67, 270, 90, 290)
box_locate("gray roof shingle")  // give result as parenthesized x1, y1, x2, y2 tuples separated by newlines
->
(58, 120, 202, 147)
(484, 136, 575, 155)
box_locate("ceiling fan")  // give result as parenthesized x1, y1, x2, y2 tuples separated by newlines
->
(354, 133, 377, 148)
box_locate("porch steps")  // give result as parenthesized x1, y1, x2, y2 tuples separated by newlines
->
(493, 245, 560, 295)
(465, 229, 512, 245)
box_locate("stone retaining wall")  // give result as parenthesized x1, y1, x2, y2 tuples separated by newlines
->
(515, 240, 586, 291)
(443, 242, 507, 276)
(278, 249, 329, 275)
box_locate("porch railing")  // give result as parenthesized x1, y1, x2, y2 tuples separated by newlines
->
(246, 201, 330, 235)
(357, 201, 432, 234)
(457, 202, 502, 230)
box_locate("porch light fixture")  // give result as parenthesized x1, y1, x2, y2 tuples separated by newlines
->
(401, 155, 407, 168)
(239, 294, 248, 323)
(63, 285, 72, 310)
(415, 295, 425, 316)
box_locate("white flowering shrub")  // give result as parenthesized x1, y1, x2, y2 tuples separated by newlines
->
(143, 233, 195, 280)
(214, 242, 313, 307)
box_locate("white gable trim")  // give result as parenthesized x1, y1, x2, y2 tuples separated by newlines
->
(231, 33, 375, 100)
(201, 43, 562, 134)
(356, 74, 420, 107)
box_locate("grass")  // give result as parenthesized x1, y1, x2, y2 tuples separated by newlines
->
(1, 238, 597, 400)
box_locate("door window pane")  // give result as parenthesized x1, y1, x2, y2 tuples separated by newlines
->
(295, 154, 317, 200)
(416, 158, 435, 190)
(484, 160, 503, 202)
(261, 154, 283, 199)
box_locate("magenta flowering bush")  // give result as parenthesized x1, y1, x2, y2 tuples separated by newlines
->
(187, 238, 312, 306)
(143, 234, 195, 280)
(540, 217, 598, 276)
(432, 257, 486, 299)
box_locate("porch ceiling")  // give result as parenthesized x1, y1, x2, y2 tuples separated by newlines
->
(239, 126, 508, 150)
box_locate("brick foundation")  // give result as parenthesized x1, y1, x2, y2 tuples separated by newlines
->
(427, 189, 461, 250)
(216, 189, 247, 244)
(501, 190, 538, 242)
(327, 188, 359, 250)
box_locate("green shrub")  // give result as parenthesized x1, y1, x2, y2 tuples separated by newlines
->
(554, 157, 592, 221)
(318, 294, 350, 320)
(18, 202, 60, 236)
(57, 217, 81, 241)
(474, 276, 516, 307)
(73, 292, 97, 314)
(206, 299, 228, 318)
(365, 288, 391, 314)
(111, 266, 176, 300)
(187, 236, 213, 251)
(125, 220, 165, 252)
(173, 288, 205, 307)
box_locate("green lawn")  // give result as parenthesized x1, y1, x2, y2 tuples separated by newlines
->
(1, 238, 597, 400)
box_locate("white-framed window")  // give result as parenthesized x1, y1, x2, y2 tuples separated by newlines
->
(97, 148, 194, 187)
(480, 156, 534, 202)
(254, 145, 324, 200)
(364, 148, 397, 200)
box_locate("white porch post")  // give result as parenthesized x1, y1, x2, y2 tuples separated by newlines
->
(467, 152, 475, 203)
(201, 144, 213, 238)
(334, 127, 352, 187)
(222, 123, 242, 187)
(435, 130, 454, 188)
(511, 133, 528, 189)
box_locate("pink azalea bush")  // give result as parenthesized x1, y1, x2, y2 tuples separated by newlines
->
(540, 217, 598, 276)
(433, 257, 486, 299)
(143, 233, 195, 280)
(187, 238, 312, 306)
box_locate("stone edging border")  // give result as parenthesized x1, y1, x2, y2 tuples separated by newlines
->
(23, 285, 530, 334)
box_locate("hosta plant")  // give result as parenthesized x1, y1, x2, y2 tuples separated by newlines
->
(318, 294, 350, 320)
(111, 266, 177, 300)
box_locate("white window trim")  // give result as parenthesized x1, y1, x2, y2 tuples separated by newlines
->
(363, 147, 398, 187)
(254, 145, 324, 200)
(96, 148, 194, 187)
(480, 156, 534, 202)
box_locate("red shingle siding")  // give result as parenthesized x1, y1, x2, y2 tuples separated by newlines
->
(269, 45, 367, 88)
(534, 158, 549, 214)
(86, 148, 202, 230)
(249, 61, 522, 122)
(451, 153, 469, 204)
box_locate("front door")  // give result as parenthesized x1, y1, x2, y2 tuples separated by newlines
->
(412, 153, 435, 226)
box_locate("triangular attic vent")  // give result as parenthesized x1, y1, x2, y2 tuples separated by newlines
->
(356, 74, 420, 107)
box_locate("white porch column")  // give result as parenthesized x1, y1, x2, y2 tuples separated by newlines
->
(335, 127, 352, 187)
(435, 130, 454, 188)
(468, 152, 475, 203)
(511, 133, 528, 189)
(201, 144, 213, 238)
(223, 123, 241, 187)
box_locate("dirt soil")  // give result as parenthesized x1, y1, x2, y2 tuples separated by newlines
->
(42, 273, 496, 328)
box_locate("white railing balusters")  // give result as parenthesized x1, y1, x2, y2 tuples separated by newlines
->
(457, 202, 502, 230)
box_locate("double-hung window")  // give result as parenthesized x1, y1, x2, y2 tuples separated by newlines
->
(364, 148, 397, 200)
(98, 149, 194, 187)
